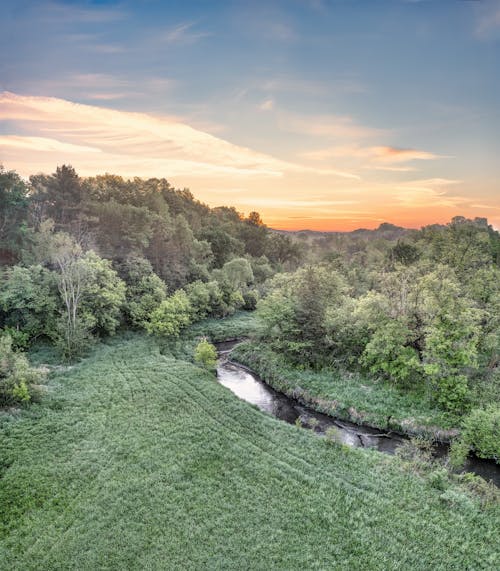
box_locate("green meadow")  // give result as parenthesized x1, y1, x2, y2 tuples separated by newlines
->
(1, 327, 499, 570)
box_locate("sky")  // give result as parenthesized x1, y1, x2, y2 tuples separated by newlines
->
(1, 0, 499, 231)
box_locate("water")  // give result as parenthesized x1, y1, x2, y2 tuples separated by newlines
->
(216, 343, 500, 486)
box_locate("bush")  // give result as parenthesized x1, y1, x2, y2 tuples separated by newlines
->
(194, 338, 217, 370)
(325, 426, 342, 446)
(427, 468, 449, 491)
(242, 290, 259, 310)
(450, 406, 500, 466)
(0, 333, 42, 406)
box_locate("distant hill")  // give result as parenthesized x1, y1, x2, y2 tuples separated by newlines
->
(272, 222, 410, 241)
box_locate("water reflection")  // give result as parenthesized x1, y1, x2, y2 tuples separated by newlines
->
(216, 346, 500, 486)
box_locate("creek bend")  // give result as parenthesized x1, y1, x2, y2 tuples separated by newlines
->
(216, 340, 500, 486)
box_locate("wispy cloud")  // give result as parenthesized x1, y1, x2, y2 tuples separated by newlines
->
(0, 92, 358, 181)
(301, 144, 445, 165)
(259, 75, 366, 96)
(279, 113, 385, 139)
(15, 74, 178, 103)
(39, 1, 127, 24)
(161, 22, 211, 45)
(259, 99, 275, 111)
(474, 0, 500, 39)
(393, 178, 464, 208)
(0, 135, 100, 154)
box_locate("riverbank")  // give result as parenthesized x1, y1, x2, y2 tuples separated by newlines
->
(231, 340, 461, 442)
(2, 326, 499, 569)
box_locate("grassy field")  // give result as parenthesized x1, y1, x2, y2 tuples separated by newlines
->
(232, 340, 459, 439)
(1, 323, 499, 569)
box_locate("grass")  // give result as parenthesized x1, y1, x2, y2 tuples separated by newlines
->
(187, 310, 259, 342)
(157, 310, 258, 362)
(231, 340, 460, 440)
(1, 323, 499, 569)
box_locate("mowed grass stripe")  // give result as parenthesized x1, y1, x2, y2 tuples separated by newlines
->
(0, 334, 499, 570)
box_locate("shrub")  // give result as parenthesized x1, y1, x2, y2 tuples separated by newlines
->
(0, 333, 42, 406)
(450, 406, 500, 466)
(242, 290, 259, 310)
(325, 426, 342, 446)
(194, 338, 217, 370)
(427, 468, 449, 491)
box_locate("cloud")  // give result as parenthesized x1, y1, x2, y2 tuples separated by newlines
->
(259, 99, 275, 111)
(0, 92, 358, 181)
(301, 144, 444, 166)
(85, 93, 128, 101)
(39, 1, 127, 24)
(474, 1, 500, 39)
(371, 146, 443, 163)
(393, 178, 465, 208)
(235, 198, 359, 208)
(370, 165, 417, 172)
(471, 204, 500, 210)
(279, 113, 385, 139)
(14, 74, 178, 105)
(0, 135, 100, 154)
(161, 22, 211, 45)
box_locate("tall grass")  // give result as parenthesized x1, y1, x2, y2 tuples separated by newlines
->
(1, 328, 498, 569)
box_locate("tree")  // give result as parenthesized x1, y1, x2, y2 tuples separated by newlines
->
(117, 256, 167, 329)
(0, 264, 58, 342)
(221, 257, 254, 290)
(146, 290, 193, 337)
(0, 166, 29, 262)
(418, 270, 481, 412)
(39, 227, 126, 357)
(89, 199, 154, 259)
(194, 338, 217, 370)
(78, 251, 126, 336)
(30, 165, 83, 230)
(361, 319, 421, 388)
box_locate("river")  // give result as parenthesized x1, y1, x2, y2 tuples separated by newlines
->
(216, 341, 500, 486)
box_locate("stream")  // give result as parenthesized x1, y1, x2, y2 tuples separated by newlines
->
(216, 341, 500, 486)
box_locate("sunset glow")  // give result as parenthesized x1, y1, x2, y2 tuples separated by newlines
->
(1, 1, 499, 230)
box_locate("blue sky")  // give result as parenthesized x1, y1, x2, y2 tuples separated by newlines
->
(1, 0, 499, 229)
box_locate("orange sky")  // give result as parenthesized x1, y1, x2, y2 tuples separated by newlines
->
(0, 92, 499, 231)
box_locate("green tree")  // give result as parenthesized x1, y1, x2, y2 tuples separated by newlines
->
(0, 166, 29, 262)
(117, 256, 167, 329)
(30, 164, 83, 230)
(0, 264, 58, 342)
(194, 338, 217, 370)
(146, 290, 193, 337)
(78, 251, 126, 336)
(221, 257, 254, 290)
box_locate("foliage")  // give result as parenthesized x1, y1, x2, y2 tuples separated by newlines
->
(146, 290, 193, 337)
(0, 333, 42, 406)
(450, 407, 500, 466)
(0, 264, 58, 342)
(0, 166, 29, 262)
(117, 256, 167, 329)
(194, 338, 217, 370)
(78, 251, 126, 336)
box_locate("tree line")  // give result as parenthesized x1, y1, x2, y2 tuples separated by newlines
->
(0, 164, 303, 403)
